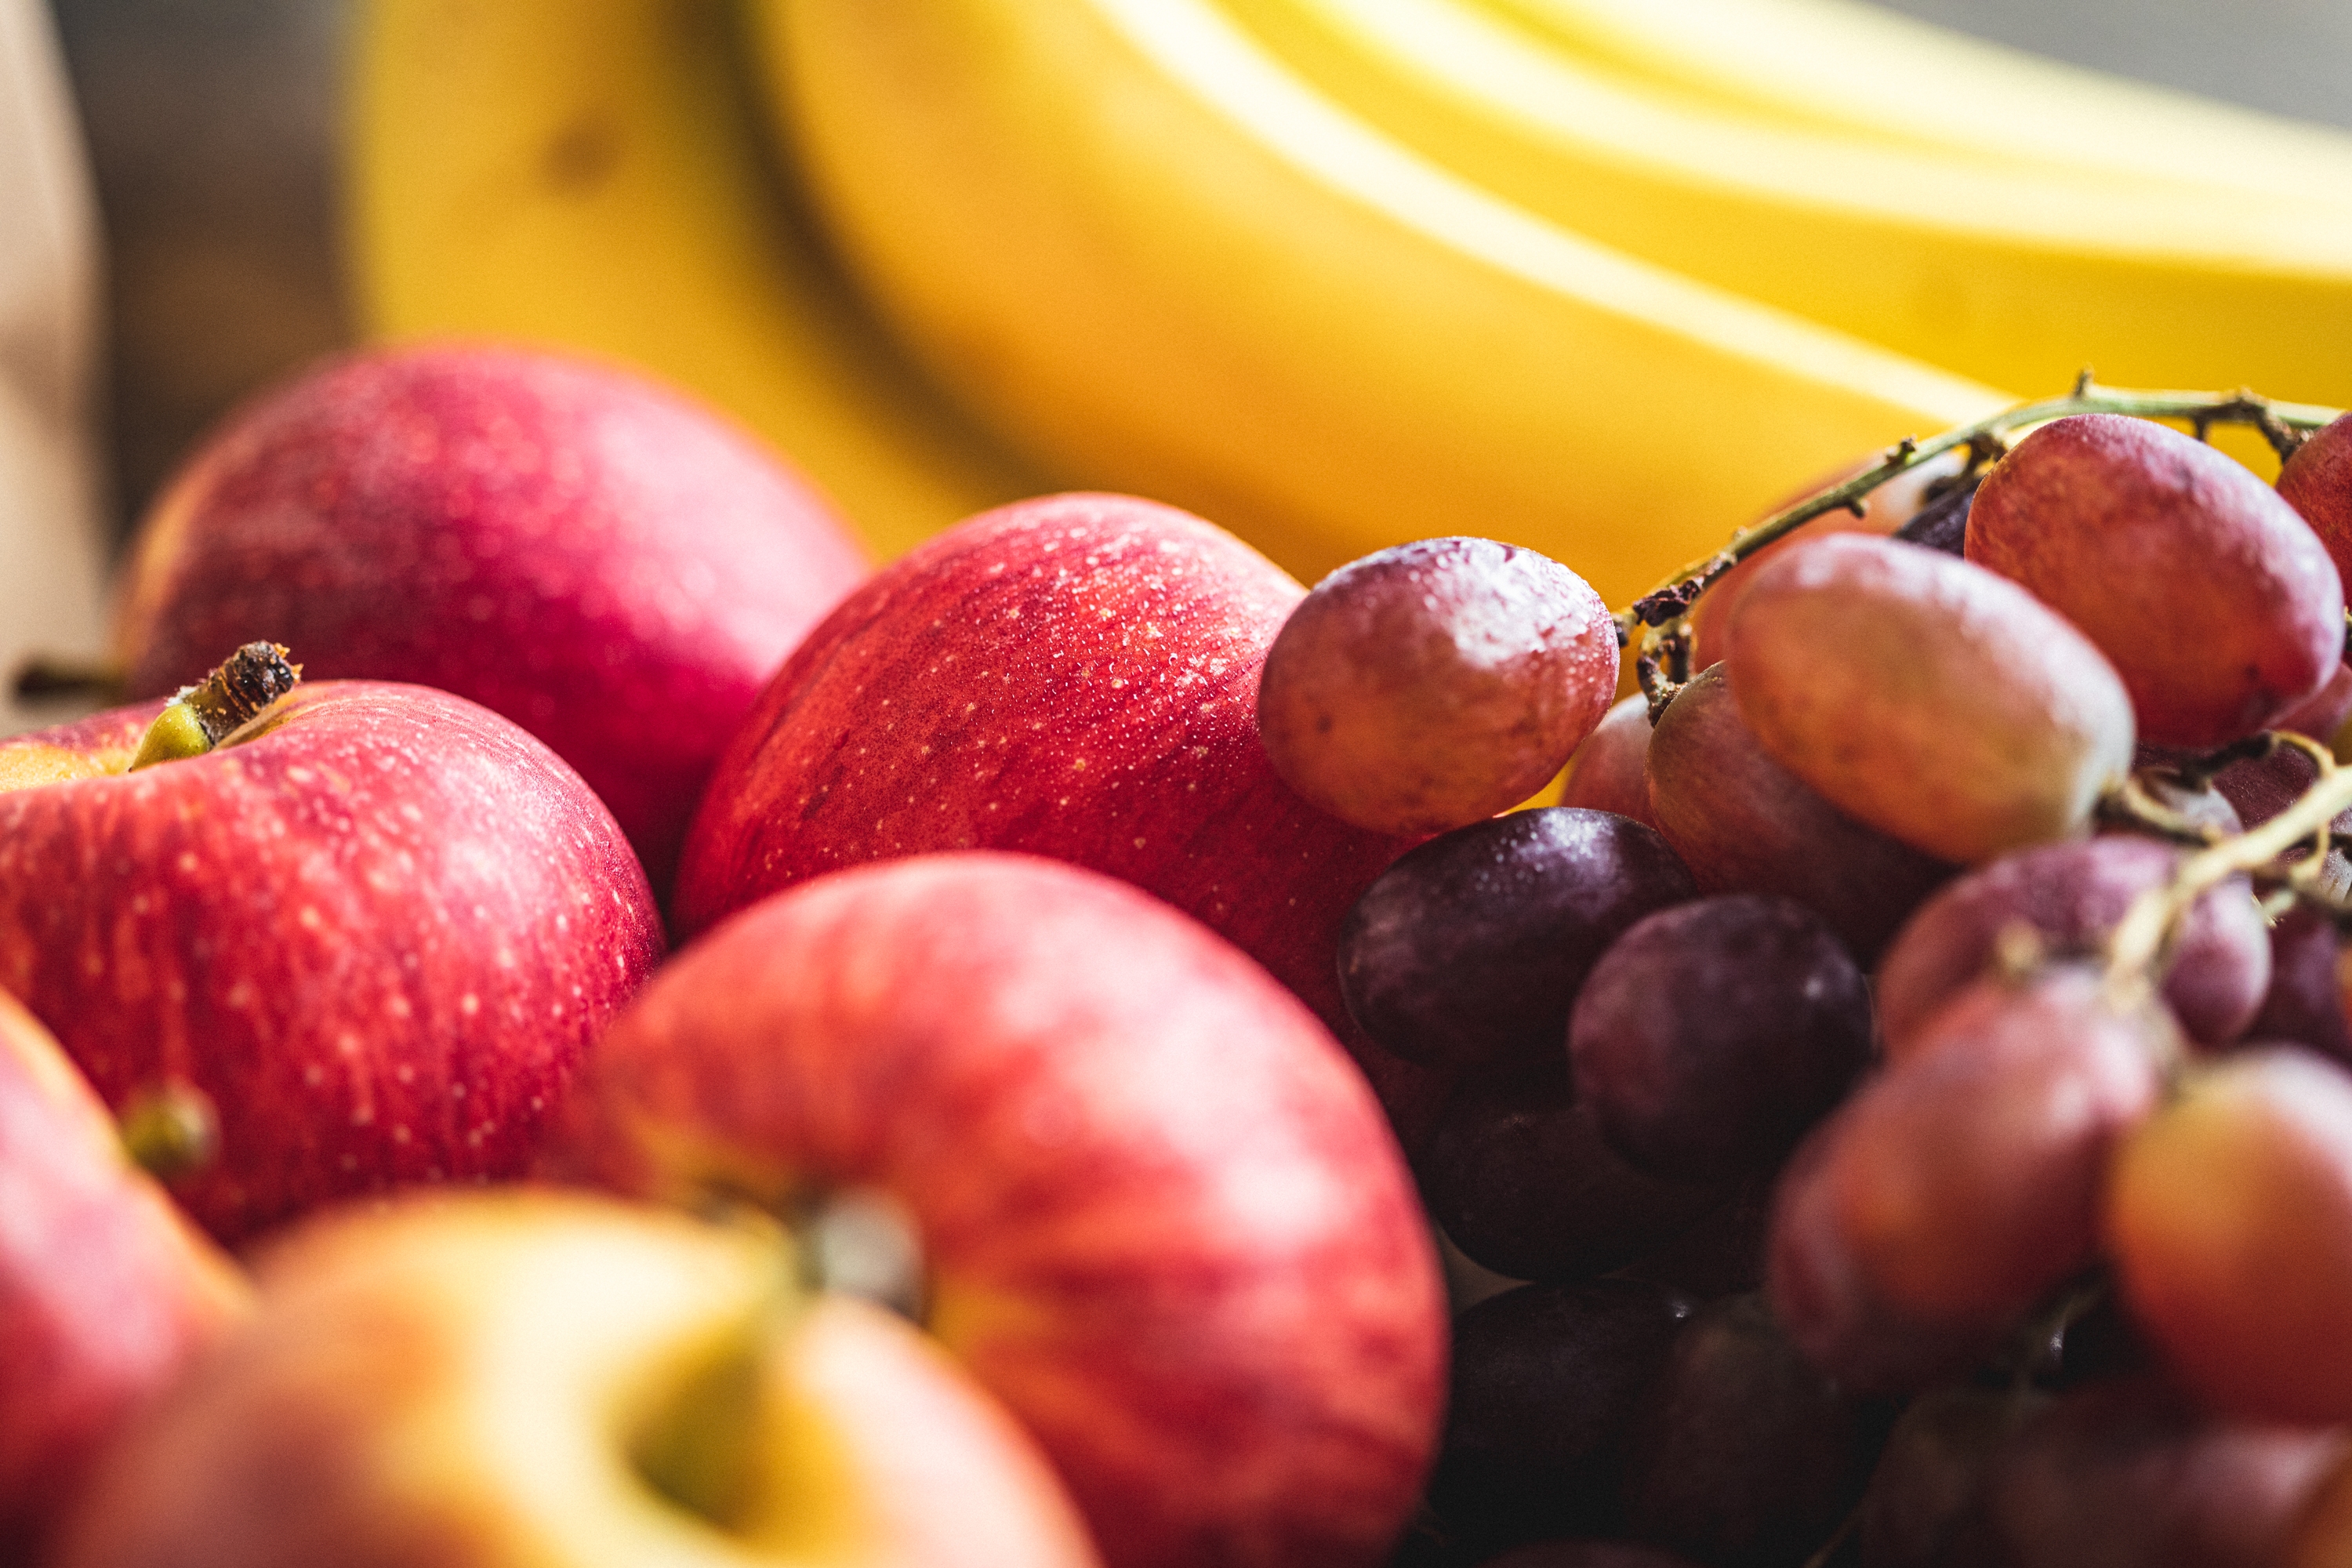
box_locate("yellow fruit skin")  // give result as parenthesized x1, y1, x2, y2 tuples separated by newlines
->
(1223, 0, 2352, 408)
(1488, 0, 2352, 206)
(346, 0, 1048, 562)
(750, 0, 2003, 605)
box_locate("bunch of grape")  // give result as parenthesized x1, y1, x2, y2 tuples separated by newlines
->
(1258, 401, 2352, 1568)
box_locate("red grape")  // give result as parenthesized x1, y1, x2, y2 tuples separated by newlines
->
(2278, 411, 2352, 584)
(1559, 695, 1656, 826)
(2106, 1047, 2352, 1422)
(1726, 533, 2137, 863)
(1258, 538, 1617, 835)
(1946, 1375, 2341, 1568)
(1644, 665, 1952, 964)
(2247, 905, 2352, 1065)
(1617, 1294, 1889, 1567)
(1968, 413, 2343, 748)
(1768, 966, 2165, 1392)
(1431, 1280, 1694, 1551)
(1857, 1386, 2049, 1568)
(1873, 837, 2270, 1055)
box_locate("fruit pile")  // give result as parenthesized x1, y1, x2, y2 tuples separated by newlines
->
(15, 4, 2352, 1557)
(1247, 388, 2352, 1566)
(10, 332, 2352, 1568)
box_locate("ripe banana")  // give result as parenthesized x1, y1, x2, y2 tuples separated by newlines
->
(747, 0, 2004, 607)
(1486, 0, 2352, 207)
(1221, 0, 2352, 408)
(345, 0, 1048, 563)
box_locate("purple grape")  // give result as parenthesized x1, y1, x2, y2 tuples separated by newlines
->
(1944, 1375, 2343, 1568)
(1612, 1180, 1777, 1301)
(1857, 1386, 2049, 1568)
(1888, 476, 1976, 557)
(1872, 837, 2270, 1054)
(1430, 1279, 1696, 1552)
(1618, 1294, 1891, 1568)
(1339, 808, 1697, 1072)
(1482, 1545, 1707, 1568)
(1569, 896, 1873, 1183)
(2248, 903, 2352, 1065)
(1421, 1060, 1725, 1283)
(2212, 742, 2352, 901)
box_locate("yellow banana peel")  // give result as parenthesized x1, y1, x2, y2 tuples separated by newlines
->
(346, 0, 1047, 563)
(1489, 0, 2352, 207)
(1221, 0, 2352, 408)
(751, 0, 2004, 605)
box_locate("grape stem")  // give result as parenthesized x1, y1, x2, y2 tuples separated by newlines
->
(1615, 379, 2345, 717)
(2105, 734, 2352, 1004)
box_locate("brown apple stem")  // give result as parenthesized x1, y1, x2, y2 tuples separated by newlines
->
(10, 654, 127, 703)
(1614, 379, 2346, 719)
(118, 1080, 221, 1182)
(126, 643, 302, 771)
(793, 1186, 927, 1321)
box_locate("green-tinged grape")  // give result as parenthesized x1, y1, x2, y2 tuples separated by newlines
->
(1725, 533, 2136, 864)
(2106, 1047, 2352, 1423)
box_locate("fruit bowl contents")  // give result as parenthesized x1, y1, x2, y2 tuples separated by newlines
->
(18, 0, 2352, 1553)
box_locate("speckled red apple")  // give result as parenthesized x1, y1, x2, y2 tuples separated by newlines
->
(550, 853, 1448, 1568)
(0, 681, 665, 1243)
(673, 492, 1451, 1146)
(0, 989, 247, 1561)
(110, 343, 870, 895)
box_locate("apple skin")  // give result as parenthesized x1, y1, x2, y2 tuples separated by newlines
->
(45, 1189, 1102, 1568)
(672, 492, 1450, 1145)
(0, 987, 249, 1562)
(550, 852, 1449, 1568)
(111, 343, 872, 895)
(0, 681, 665, 1244)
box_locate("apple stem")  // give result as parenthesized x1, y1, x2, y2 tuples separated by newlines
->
(126, 643, 302, 771)
(118, 1080, 220, 1182)
(793, 1187, 927, 1321)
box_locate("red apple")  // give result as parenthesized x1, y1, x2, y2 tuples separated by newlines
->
(0, 678, 665, 1243)
(110, 343, 871, 895)
(550, 852, 1449, 1568)
(0, 986, 248, 1560)
(47, 1189, 1102, 1568)
(673, 491, 1450, 1145)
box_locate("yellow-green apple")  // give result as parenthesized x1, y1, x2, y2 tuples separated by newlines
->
(672, 492, 1449, 1145)
(0, 987, 248, 1561)
(108, 343, 871, 895)
(550, 852, 1449, 1568)
(45, 1189, 1102, 1568)
(0, 678, 665, 1243)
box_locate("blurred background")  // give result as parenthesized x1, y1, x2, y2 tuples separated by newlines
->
(38, 0, 2352, 537)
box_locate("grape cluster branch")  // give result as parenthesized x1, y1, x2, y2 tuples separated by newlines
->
(1615, 381, 2345, 717)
